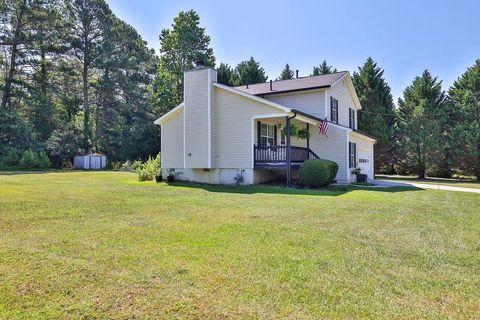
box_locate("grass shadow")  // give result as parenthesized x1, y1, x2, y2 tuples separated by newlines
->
(377, 174, 479, 185)
(0, 170, 75, 175)
(166, 181, 421, 197)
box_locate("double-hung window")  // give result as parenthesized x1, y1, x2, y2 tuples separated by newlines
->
(330, 97, 338, 123)
(349, 108, 355, 129)
(260, 122, 275, 146)
(349, 142, 357, 168)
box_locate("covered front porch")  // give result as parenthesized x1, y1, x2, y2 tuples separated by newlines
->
(253, 112, 321, 185)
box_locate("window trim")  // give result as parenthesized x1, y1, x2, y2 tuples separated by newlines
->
(349, 108, 355, 129)
(349, 142, 357, 168)
(330, 97, 338, 124)
(259, 122, 276, 146)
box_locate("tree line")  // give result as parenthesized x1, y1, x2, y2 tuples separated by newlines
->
(1, 0, 158, 167)
(1, 4, 479, 180)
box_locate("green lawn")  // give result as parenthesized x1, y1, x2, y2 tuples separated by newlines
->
(377, 174, 480, 190)
(1, 171, 479, 319)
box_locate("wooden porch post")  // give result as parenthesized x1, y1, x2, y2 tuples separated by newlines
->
(286, 116, 291, 186)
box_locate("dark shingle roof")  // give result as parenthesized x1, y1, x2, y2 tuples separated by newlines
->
(234, 71, 348, 96)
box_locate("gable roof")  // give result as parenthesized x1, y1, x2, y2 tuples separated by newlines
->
(154, 102, 184, 124)
(212, 83, 291, 113)
(154, 74, 362, 128)
(234, 71, 348, 96)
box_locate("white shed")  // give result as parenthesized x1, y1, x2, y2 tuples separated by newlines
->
(73, 153, 107, 170)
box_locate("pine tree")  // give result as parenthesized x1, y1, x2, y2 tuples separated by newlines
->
(67, 0, 112, 150)
(0, 0, 27, 109)
(153, 9, 215, 114)
(277, 63, 294, 80)
(312, 60, 337, 75)
(217, 63, 235, 86)
(232, 57, 268, 86)
(396, 70, 445, 178)
(29, 0, 67, 141)
(95, 16, 158, 160)
(449, 59, 480, 180)
(352, 58, 395, 173)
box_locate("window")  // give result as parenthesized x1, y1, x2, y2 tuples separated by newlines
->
(349, 142, 357, 168)
(280, 129, 286, 145)
(330, 97, 338, 123)
(349, 108, 355, 129)
(260, 122, 275, 146)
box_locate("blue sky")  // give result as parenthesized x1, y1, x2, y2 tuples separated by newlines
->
(107, 0, 479, 102)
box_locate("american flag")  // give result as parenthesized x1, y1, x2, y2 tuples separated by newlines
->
(318, 117, 329, 137)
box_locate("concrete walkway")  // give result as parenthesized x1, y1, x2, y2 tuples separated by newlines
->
(373, 179, 480, 194)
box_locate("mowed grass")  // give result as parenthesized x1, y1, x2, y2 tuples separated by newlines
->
(377, 174, 480, 190)
(0, 172, 479, 319)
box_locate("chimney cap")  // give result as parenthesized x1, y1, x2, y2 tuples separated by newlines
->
(195, 60, 205, 68)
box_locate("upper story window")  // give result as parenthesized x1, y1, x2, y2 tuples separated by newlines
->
(349, 108, 355, 129)
(330, 97, 338, 124)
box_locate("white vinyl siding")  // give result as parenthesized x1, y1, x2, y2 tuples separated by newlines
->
(349, 132, 375, 180)
(212, 87, 287, 168)
(309, 125, 349, 183)
(184, 68, 212, 168)
(264, 89, 326, 119)
(328, 78, 359, 128)
(160, 109, 184, 168)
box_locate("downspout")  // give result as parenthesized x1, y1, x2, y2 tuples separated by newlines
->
(286, 112, 297, 187)
(306, 123, 310, 152)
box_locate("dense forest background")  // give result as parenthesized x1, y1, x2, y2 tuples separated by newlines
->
(1, 0, 479, 179)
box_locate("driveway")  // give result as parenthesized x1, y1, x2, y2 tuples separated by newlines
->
(373, 179, 480, 194)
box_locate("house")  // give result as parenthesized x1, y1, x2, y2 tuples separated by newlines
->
(154, 61, 376, 185)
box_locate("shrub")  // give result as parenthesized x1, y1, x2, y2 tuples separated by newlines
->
(0, 109, 32, 168)
(165, 169, 178, 183)
(45, 128, 83, 168)
(323, 159, 339, 184)
(19, 149, 51, 170)
(37, 151, 52, 169)
(137, 168, 154, 181)
(298, 159, 338, 187)
(136, 154, 161, 181)
(122, 160, 143, 172)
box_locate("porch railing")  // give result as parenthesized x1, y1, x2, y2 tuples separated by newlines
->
(254, 145, 319, 164)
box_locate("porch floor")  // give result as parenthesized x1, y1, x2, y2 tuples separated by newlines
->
(254, 162, 304, 170)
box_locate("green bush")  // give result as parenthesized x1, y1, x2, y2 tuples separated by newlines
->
(136, 154, 161, 181)
(298, 159, 338, 187)
(122, 160, 143, 172)
(45, 128, 83, 168)
(19, 149, 52, 170)
(137, 168, 153, 181)
(323, 159, 339, 184)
